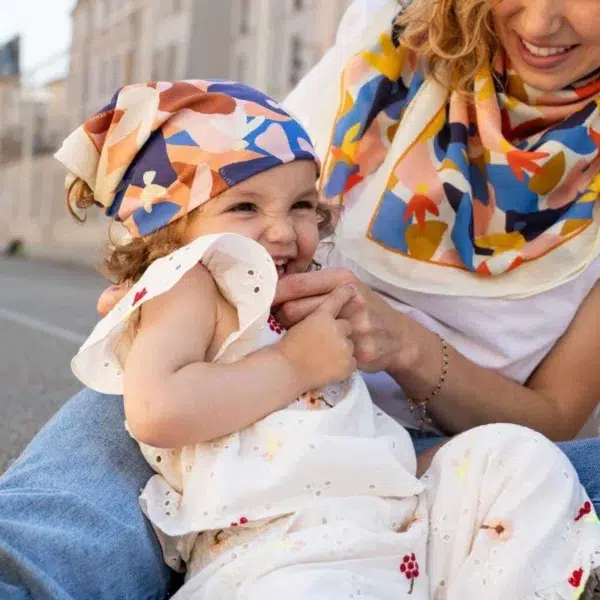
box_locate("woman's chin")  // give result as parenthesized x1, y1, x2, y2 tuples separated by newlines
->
(508, 48, 600, 92)
(509, 60, 582, 92)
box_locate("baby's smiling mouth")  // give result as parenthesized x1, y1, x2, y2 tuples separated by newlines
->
(273, 258, 293, 279)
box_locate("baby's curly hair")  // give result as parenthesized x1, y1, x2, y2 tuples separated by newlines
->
(66, 177, 337, 286)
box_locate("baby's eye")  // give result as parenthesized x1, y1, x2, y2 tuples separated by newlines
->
(229, 202, 258, 213)
(292, 200, 317, 210)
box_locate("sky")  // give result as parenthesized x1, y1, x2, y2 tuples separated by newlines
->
(0, 0, 77, 84)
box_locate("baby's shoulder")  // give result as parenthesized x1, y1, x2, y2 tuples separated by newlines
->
(140, 260, 219, 324)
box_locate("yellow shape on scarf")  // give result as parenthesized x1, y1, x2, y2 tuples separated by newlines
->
(579, 174, 600, 203)
(528, 152, 566, 195)
(341, 122, 361, 162)
(474, 68, 496, 104)
(440, 157, 460, 172)
(476, 231, 526, 255)
(405, 221, 448, 261)
(362, 34, 404, 81)
(416, 106, 447, 143)
(561, 219, 590, 236)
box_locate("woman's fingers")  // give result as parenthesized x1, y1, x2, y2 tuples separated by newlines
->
(273, 268, 357, 306)
(336, 318, 353, 339)
(97, 284, 129, 317)
(274, 295, 329, 328)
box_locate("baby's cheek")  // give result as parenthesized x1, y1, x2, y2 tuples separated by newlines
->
(296, 218, 320, 258)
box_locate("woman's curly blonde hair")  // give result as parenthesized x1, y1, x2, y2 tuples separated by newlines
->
(67, 177, 336, 286)
(397, 0, 499, 93)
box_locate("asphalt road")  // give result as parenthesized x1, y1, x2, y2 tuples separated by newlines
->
(0, 256, 107, 472)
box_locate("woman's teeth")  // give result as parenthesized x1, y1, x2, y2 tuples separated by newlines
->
(521, 39, 574, 57)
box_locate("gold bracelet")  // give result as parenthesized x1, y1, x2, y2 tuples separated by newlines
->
(407, 334, 448, 430)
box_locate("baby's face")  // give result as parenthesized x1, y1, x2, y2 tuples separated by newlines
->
(184, 161, 320, 278)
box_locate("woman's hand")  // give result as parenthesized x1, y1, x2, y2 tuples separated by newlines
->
(274, 268, 412, 374)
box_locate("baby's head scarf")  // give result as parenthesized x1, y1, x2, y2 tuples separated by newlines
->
(55, 80, 319, 237)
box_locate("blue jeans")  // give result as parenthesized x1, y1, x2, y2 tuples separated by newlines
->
(1, 389, 599, 599)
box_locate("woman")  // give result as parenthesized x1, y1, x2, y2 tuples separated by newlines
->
(2, 0, 600, 598)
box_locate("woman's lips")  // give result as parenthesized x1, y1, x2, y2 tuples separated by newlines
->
(516, 36, 577, 70)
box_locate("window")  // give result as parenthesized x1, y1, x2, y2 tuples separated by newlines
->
(94, 0, 106, 29)
(112, 55, 121, 90)
(240, 0, 250, 34)
(166, 45, 177, 78)
(289, 35, 304, 88)
(236, 54, 247, 83)
(124, 51, 133, 84)
(99, 59, 107, 96)
(82, 64, 90, 105)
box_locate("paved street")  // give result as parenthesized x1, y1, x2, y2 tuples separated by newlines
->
(0, 256, 106, 472)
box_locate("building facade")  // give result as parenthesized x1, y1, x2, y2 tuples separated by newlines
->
(68, 0, 235, 129)
(1, 0, 348, 261)
(231, 0, 348, 100)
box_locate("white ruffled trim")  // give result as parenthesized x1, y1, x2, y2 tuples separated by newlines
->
(71, 233, 277, 395)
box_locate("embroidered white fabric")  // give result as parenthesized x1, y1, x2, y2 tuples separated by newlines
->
(72, 233, 600, 599)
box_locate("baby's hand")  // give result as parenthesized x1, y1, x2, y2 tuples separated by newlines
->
(276, 284, 357, 392)
(97, 283, 130, 316)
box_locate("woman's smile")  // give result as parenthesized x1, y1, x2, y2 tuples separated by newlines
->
(493, 0, 600, 91)
(517, 36, 577, 70)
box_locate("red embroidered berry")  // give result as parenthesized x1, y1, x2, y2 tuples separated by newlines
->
(569, 568, 584, 588)
(400, 554, 420, 594)
(575, 501, 592, 521)
(267, 314, 285, 335)
(231, 522, 238, 527)
(133, 288, 148, 306)
(239, 517, 248, 524)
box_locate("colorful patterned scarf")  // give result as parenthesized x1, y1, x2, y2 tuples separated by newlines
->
(55, 80, 319, 237)
(320, 32, 600, 276)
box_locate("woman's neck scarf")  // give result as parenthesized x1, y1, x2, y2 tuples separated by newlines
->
(320, 25, 600, 279)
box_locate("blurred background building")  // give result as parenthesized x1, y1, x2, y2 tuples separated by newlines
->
(0, 0, 348, 265)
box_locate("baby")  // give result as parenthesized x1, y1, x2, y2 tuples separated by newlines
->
(56, 80, 600, 600)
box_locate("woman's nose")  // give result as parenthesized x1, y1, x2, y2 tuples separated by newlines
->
(518, 0, 563, 40)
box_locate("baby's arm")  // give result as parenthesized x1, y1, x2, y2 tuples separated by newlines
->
(124, 264, 307, 448)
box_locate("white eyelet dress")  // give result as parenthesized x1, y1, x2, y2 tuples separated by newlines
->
(71, 233, 600, 600)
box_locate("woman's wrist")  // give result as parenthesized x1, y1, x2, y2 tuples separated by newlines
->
(385, 316, 447, 401)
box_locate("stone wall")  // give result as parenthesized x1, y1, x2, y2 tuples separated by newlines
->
(0, 153, 108, 268)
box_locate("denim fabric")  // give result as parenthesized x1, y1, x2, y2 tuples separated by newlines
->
(1, 389, 599, 599)
(0, 388, 172, 600)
